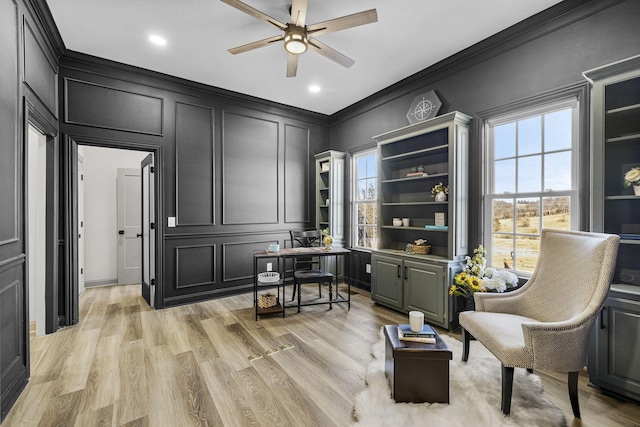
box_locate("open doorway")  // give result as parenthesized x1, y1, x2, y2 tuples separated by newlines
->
(77, 146, 149, 292)
(27, 124, 47, 337)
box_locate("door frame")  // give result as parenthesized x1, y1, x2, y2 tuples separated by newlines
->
(62, 136, 163, 327)
(24, 99, 59, 336)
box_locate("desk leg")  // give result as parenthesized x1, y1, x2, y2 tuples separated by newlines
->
(253, 256, 258, 321)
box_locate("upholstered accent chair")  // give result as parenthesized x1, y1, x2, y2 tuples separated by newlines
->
(459, 229, 619, 418)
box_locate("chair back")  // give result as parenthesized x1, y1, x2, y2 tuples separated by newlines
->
(512, 229, 619, 322)
(290, 230, 322, 248)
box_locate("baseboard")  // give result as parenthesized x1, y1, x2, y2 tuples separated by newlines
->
(85, 278, 118, 288)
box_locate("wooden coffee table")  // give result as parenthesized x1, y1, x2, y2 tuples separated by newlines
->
(383, 324, 452, 403)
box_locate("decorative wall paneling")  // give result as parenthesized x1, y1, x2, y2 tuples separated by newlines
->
(22, 18, 57, 114)
(1, 0, 26, 420)
(163, 231, 292, 306)
(175, 243, 216, 289)
(175, 102, 215, 226)
(284, 124, 310, 224)
(0, 0, 20, 250)
(221, 111, 279, 225)
(64, 78, 163, 136)
(1, 0, 64, 420)
(59, 54, 329, 310)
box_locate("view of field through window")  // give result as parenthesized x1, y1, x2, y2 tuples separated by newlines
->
(487, 103, 576, 273)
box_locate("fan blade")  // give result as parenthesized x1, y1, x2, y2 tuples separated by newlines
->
(290, 0, 307, 27)
(286, 52, 299, 78)
(220, 0, 287, 31)
(308, 38, 355, 68)
(228, 35, 284, 54)
(307, 9, 378, 37)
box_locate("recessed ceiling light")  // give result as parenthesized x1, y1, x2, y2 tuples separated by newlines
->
(149, 35, 167, 46)
(309, 85, 321, 93)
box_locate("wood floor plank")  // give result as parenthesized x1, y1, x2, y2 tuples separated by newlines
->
(83, 334, 123, 411)
(143, 344, 182, 427)
(58, 328, 101, 395)
(122, 304, 142, 342)
(171, 351, 224, 427)
(115, 339, 147, 425)
(3, 284, 639, 427)
(73, 404, 113, 427)
(200, 357, 261, 427)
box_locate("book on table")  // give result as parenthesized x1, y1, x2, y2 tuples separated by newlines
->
(397, 324, 436, 343)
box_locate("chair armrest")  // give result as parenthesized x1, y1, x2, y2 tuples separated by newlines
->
(474, 286, 528, 313)
(521, 311, 599, 371)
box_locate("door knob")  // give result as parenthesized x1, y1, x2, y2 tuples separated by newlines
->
(137, 233, 142, 237)
(118, 230, 124, 235)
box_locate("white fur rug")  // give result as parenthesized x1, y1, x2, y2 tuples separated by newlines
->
(352, 329, 567, 427)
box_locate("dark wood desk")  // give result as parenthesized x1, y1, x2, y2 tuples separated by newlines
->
(253, 247, 350, 320)
(383, 324, 452, 403)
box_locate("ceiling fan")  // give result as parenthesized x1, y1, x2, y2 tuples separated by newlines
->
(220, 0, 378, 77)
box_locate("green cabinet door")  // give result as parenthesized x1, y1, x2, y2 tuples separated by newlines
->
(371, 253, 403, 310)
(592, 296, 640, 401)
(404, 260, 445, 325)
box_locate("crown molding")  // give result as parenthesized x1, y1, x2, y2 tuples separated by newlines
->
(329, 0, 625, 126)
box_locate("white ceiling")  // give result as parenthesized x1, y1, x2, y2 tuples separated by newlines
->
(46, 0, 563, 115)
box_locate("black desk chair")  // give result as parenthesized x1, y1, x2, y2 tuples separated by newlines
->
(290, 230, 334, 312)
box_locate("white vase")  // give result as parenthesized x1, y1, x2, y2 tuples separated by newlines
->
(435, 191, 447, 202)
(634, 185, 640, 196)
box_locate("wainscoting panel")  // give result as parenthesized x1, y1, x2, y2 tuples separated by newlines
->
(64, 78, 163, 135)
(175, 102, 214, 226)
(175, 244, 216, 289)
(284, 124, 310, 224)
(0, 259, 27, 419)
(221, 112, 278, 225)
(222, 239, 280, 282)
(23, 19, 57, 113)
(0, 0, 19, 247)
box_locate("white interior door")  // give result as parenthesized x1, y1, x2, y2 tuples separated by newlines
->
(117, 168, 142, 285)
(141, 154, 155, 307)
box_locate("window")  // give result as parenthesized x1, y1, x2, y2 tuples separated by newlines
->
(353, 149, 378, 249)
(484, 98, 579, 275)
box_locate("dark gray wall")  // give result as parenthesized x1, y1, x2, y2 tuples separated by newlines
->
(329, 0, 640, 268)
(59, 52, 330, 308)
(1, 0, 62, 420)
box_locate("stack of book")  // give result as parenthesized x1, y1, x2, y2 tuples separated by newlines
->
(397, 324, 436, 344)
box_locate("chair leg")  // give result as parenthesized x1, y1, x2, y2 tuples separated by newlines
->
(568, 371, 581, 419)
(297, 284, 302, 313)
(461, 328, 472, 362)
(318, 283, 322, 298)
(290, 282, 297, 301)
(501, 365, 514, 416)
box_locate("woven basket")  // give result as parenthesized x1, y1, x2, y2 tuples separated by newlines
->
(257, 272, 280, 283)
(258, 292, 277, 308)
(410, 244, 431, 254)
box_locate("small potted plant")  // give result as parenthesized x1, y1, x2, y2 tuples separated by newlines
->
(417, 165, 425, 173)
(431, 182, 449, 201)
(623, 166, 640, 196)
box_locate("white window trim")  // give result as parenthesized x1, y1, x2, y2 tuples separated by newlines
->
(351, 147, 377, 250)
(483, 97, 580, 275)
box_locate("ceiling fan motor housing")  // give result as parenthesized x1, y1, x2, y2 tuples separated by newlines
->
(284, 24, 308, 54)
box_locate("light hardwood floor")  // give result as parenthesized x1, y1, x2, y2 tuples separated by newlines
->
(2, 284, 639, 426)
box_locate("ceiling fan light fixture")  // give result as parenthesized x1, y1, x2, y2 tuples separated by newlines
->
(284, 25, 308, 54)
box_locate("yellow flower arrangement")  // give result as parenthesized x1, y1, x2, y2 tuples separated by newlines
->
(449, 244, 518, 298)
(449, 271, 484, 298)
